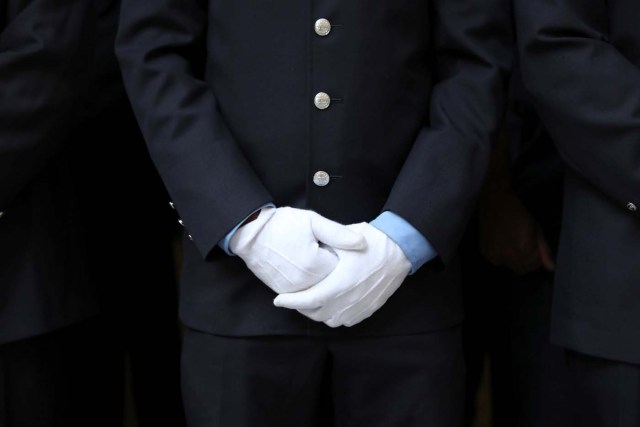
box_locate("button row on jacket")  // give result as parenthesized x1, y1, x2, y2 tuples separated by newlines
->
(315, 18, 331, 37)
(313, 18, 335, 187)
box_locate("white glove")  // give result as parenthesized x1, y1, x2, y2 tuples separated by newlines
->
(273, 222, 411, 328)
(230, 207, 367, 294)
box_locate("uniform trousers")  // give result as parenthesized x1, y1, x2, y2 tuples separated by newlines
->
(566, 351, 640, 427)
(462, 241, 570, 427)
(0, 317, 121, 427)
(181, 325, 464, 427)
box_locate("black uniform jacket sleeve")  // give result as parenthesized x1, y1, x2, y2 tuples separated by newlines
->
(0, 0, 93, 207)
(115, 0, 273, 258)
(383, 0, 513, 263)
(515, 0, 640, 216)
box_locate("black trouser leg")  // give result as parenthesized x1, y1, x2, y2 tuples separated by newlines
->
(330, 326, 465, 427)
(181, 330, 327, 427)
(0, 317, 121, 427)
(566, 351, 640, 427)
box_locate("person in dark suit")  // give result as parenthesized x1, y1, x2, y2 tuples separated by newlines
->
(0, 0, 185, 424)
(515, 0, 640, 425)
(116, 1, 512, 425)
(66, 0, 187, 423)
(462, 64, 570, 427)
(0, 0, 116, 424)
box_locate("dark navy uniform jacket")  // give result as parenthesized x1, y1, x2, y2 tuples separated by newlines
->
(0, 0, 99, 344)
(116, 1, 512, 336)
(0, 0, 166, 344)
(517, 0, 640, 363)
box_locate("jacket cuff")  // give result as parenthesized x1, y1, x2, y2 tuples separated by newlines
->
(219, 203, 276, 255)
(371, 210, 437, 274)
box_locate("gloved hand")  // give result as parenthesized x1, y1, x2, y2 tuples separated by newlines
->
(273, 222, 411, 328)
(230, 207, 367, 294)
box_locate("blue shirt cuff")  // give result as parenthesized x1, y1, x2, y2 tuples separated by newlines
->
(219, 203, 276, 256)
(370, 211, 437, 274)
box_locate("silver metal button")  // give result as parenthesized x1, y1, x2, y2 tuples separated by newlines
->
(315, 18, 331, 36)
(169, 201, 175, 210)
(313, 171, 331, 187)
(314, 92, 331, 110)
(188, 234, 193, 241)
(627, 202, 637, 212)
(178, 219, 185, 227)
(0, 211, 4, 219)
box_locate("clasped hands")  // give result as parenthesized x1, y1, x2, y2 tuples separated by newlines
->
(229, 207, 411, 328)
